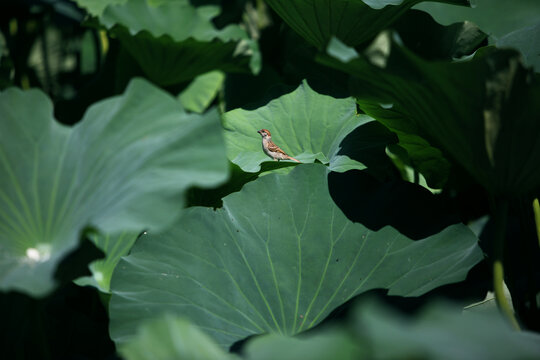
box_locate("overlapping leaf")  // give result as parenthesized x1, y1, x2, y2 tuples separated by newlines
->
(74, 231, 140, 292)
(415, 0, 540, 38)
(393, 9, 487, 61)
(114, 300, 540, 360)
(99, 0, 259, 85)
(497, 23, 540, 73)
(119, 314, 238, 360)
(321, 35, 540, 196)
(355, 100, 451, 188)
(244, 331, 363, 360)
(109, 164, 482, 348)
(354, 300, 540, 359)
(265, 0, 470, 50)
(178, 71, 225, 113)
(415, 0, 540, 73)
(247, 300, 540, 359)
(75, 0, 126, 16)
(223, 81, 370, 173)
(0, 78, 228, 297)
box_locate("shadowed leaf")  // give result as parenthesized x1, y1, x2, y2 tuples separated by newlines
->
(321, 35, 540, 196)
(99, 0, 260, 85)
(266, 0, 470, 50)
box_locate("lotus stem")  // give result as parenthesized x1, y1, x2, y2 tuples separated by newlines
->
(492, 199, 520, 330)
(533, 198, 540, 248)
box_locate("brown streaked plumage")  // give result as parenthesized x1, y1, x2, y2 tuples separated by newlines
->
(257, 129, 300, 162)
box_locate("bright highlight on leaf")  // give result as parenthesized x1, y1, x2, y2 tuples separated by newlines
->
(25, 245, 51, 262)
(0, 78, 228, 297)
(109, 164, 482, 349)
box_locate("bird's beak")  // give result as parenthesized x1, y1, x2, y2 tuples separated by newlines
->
(257, 130, 262, 134)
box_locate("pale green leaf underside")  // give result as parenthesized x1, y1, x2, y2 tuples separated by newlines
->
(178, 71, 225, 113)
(0, 78, 228, 297)
(109, 164, 482, 348)
(223, 81, 371, 173)
(74, 231, 139, 292)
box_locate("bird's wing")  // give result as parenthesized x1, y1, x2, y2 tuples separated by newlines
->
(267, 140, 288, 155)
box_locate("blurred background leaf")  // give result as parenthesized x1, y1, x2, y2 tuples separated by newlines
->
(0, 78, 228, 297)
(119, 314, 239, 360)
(98, 0, 260, 85)
(178, 70, 225, 113)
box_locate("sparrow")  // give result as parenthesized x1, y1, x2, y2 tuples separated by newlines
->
(257, 129, 300, 162)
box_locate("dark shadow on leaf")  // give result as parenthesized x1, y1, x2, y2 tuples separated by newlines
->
(328, 170, 459, 239)
(187, 161, 297, 208)
(337, 121, 400, 181)
(187, 162, 259, 208)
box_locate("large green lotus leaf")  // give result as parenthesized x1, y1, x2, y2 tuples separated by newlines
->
(74, 231, 140, 292)
(321, 36, 540, 196)
(265, 0, 470, 50)
(355, 99, 451, 189)
(355, 300, 540, 359)
(109, 164, 482, 348)
(223, 81, 370, 173)
(100, 0, 260, 85)
(415, 0, 540, 38)
(393, 9, 487, 61)
(119, 314, 238, 360)
(0, 78, 228, 297)
(415, 1, 540, 74)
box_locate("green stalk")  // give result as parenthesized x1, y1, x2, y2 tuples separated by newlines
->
(413, 169, 420, 185)
(533, 198, 540, 248)
(492, 199, 520, 330)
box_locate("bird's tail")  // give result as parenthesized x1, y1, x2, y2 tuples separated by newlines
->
(287, 156, 301, 163)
